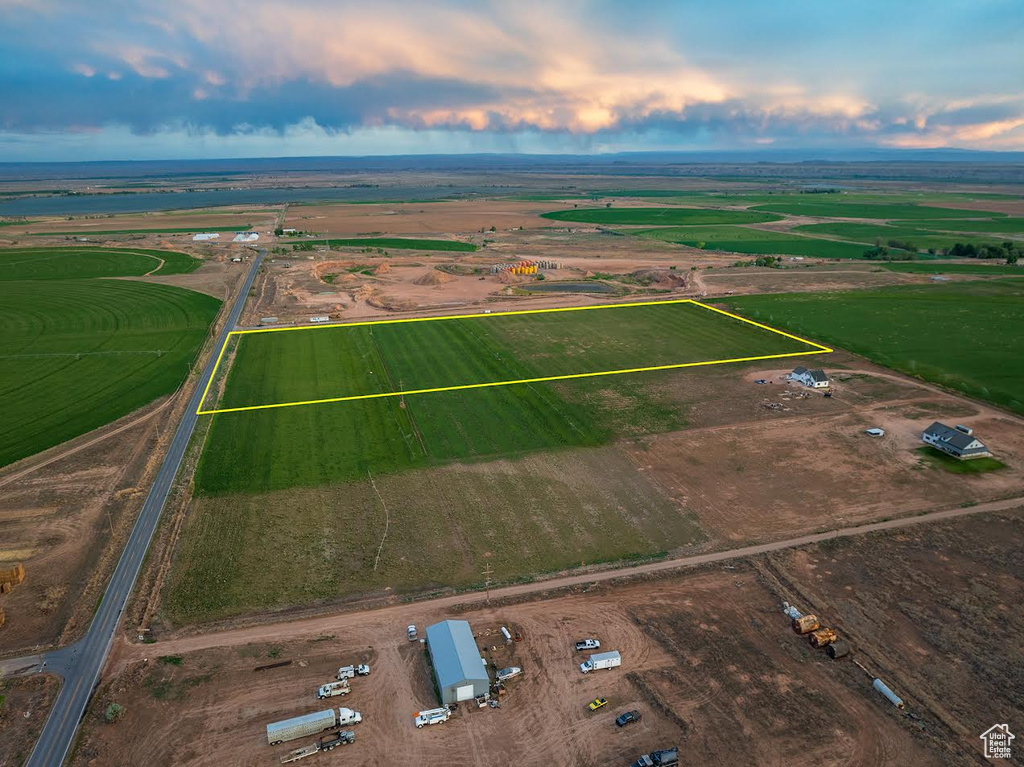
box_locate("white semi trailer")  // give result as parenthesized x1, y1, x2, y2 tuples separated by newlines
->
(267, 708, 364, 745)
(267, 710, 338, 745)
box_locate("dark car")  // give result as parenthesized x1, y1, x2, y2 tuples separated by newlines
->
(616, 710, 642, 727)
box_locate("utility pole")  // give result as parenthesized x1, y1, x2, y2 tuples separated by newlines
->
(483, 562, 493, 605)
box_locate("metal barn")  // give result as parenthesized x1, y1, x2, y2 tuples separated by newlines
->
(425, 620, 490, 704)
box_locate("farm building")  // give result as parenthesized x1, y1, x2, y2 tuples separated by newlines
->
(922, 422, 991, 460)
(425, 620, 489, 705)
(232, 231, 259, 243)
(791, 366, 830, 389)
(192, 232, 220, 241)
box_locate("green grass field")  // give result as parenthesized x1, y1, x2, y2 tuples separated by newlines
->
(284, 237, 477, 251)
(915, 446, 1006, 474)
(196, 301, 819, 494)
(636, 225, 873, 259)
(724, 280, 1024, 415)
(890, 218, 1024, 233)
(792, 222, 1002, 252)
(750, 201, 1005, 220)
(209, 302, 818, 411)
(0, 246, 201, 280)
(540, 208, 783, 225)
(1, 269, 220, 466)
(170, 445, 705, 624)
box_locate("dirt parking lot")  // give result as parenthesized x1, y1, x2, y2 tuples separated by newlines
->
(82, 507, 1024, 767)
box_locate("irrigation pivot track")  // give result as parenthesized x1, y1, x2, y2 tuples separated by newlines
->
(24, 250, 264, 767)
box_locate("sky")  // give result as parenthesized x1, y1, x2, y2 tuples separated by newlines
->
(1, 0, 1023, 161)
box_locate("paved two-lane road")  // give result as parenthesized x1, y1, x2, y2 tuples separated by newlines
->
(25, 251, 264, 767)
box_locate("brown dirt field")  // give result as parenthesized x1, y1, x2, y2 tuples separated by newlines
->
(0, 400, 175, 655)
(699, 265, 913, 295)
(630, 367, 1024, 543)
(930, 199, 1024, 216)
(77, 545, 972, 767)
(759, 509, 1024, 763)
(284, 201, 554, 236)
(1, 208, 276, 236)
(0, 673, 60, 767)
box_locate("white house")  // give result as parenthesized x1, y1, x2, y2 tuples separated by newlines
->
(791, 366, 830, 389)
(922, 422, 991, 460)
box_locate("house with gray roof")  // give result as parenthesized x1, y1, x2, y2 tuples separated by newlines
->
(425, 620, 490, 704)
(922, 422, 991, 460)
(791, 366, 830, 389)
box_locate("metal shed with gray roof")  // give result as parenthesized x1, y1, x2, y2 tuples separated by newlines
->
(425, 620, 490, 704)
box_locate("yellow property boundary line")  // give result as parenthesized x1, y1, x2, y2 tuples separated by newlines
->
(197, 299, 832, 415)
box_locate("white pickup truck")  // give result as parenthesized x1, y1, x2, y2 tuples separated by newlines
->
(574, 639, 601, 652)
(414, 707, 451, 728)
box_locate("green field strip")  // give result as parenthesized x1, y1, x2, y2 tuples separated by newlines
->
(197, 300, 829, 415)
(724, 279, 1024, 416)
(540, 207, 783, 225)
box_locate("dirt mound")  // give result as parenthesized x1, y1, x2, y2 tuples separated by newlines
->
(372, 263, 392, 275)
(414, 270, 457, 286)
(312, 260, 353, 280)
(631, 269, 687, 289)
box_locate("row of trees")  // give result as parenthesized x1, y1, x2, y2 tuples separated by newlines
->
(865, 239, 1022, 264)
(946, 241, 1021, 263)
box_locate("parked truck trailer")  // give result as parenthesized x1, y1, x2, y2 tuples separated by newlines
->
(267, 709, 338, 745)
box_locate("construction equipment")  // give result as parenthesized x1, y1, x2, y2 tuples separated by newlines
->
(792, 615, 820, 635)
(827, 640, 851, 659)
(809, 628, 838, 648)
(872, 678, 905, 709)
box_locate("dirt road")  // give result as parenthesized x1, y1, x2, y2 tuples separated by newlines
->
(112, 495, 1024, 666)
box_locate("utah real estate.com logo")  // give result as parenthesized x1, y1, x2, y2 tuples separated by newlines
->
(980, 724, 1014, 760)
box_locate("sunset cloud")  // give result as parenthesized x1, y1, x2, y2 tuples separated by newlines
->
(0, 0, 1021, 158)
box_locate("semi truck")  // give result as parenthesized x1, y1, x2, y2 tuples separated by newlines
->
(267, 709, 338, 745)
(414, 707, 451, 728)
(580, 650, 621, 674)
(631, 747, 679, 767)
(317, 681, 351, 699)
(336, 664, 371, 680)
(336, 707, 362, 726)
(267, 708, 363, 745)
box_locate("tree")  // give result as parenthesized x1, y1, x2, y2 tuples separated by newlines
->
(274, 227, 284, 236)
(605, 202, 612, 208)
(105, 703, 124, 723)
